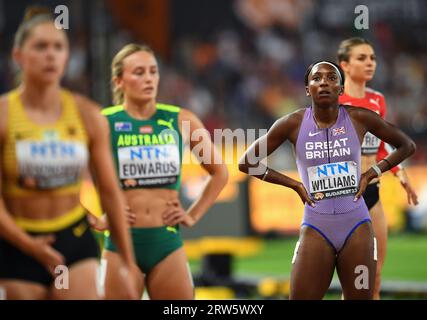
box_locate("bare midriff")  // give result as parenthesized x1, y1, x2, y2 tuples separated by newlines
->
(123, 188, 180, 227)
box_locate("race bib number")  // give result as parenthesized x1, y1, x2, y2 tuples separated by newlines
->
(16, 140, 88, 189)
(361, 132, 381, 155)
(307, 161, 358, 200)
(118, 144, 180, 188)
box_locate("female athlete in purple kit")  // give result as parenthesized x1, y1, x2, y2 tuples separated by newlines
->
(239, 61, 416, 299)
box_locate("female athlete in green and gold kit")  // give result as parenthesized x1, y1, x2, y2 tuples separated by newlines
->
(94, 44, 228, 299)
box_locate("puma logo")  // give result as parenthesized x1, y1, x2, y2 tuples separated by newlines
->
(369, 98, 380, 108)
(166, 226, 177, 234)
(72, 221, 88, 238)
(157, 118, 174, 130)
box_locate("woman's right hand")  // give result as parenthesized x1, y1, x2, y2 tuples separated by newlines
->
(118, 263, 140, 300)
(87, 213, 109, 232)
(293, 182, 316, 207)
(88, 207, 136, 232)
(30, 235, 65, 276)
(124, 206, 136, 226)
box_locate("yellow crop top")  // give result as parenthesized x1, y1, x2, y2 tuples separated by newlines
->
(2, 89, 89, 197)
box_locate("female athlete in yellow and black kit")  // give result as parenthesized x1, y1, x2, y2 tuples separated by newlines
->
(91, 44, 229, 299)
(0, 8, 137, 299)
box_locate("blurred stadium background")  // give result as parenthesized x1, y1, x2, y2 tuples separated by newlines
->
(1, 0, 427, 299)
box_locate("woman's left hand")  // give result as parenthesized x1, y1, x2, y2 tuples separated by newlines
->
(87, 213, 109, 232)
(354, 169, 377, 201)
(400, 180, 419, 205)
(396, 170, 419, 205)
(162, 200, 196, 228)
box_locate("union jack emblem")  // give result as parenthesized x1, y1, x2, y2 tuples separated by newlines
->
(332, 126, 346, 136)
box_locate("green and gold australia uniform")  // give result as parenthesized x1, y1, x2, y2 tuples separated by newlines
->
(102, 104, 184, 274)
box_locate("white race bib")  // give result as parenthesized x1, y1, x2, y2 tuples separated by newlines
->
(117, 144, 180, 188)
(16, 140, 88, 189)
(307, 161, 358, 200)
(361, 132, 381, 155)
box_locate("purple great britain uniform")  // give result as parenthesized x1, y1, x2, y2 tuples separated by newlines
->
(295, 105, 371, 253)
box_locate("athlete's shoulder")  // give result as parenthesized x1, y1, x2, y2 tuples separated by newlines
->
(101, 104, 125, 117)
(69, 91, 103, 121)
(365, 87, 386, 113)
(69, 91, 102, 112)
(365, 87, 384, 99)
(177, 107, 204, 130)
(156, 102, 181, 113)
(266, 108, 305, 143)
(345, 104, 380, 122)
(284, 107, 306, 122)
(0, 88, 18, 109)
(344, 104, 364, 114)
(0, 91, 12, 127)
(0, 92, 8, 110)
(338, 92, 353, 104)
(365, 87, 384, 97)
(0, 93, 8, 137)
(68, 91, 108, 137)
(273, 108, 306, 129)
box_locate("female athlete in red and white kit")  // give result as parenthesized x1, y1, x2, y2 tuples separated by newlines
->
(337, 37, 419, 299)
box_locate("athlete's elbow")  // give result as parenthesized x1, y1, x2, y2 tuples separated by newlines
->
(238, 161, 244, 173)
(238, 155, 250, 174)
(400, 139, 417, 159)
(407, 139, 416, 156)
(238, 161, 249, 174)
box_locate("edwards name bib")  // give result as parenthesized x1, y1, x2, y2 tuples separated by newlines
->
(117, 136, 181, 189)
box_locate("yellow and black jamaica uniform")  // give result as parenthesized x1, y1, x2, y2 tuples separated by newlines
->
(0, 89, 99, 286)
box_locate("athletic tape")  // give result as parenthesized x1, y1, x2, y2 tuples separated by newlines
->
(186, 262, 194, 288)
(292, 241, 300, 264)
(0, 286, 6, 300)
(373, 237, 378, 262)
(97, 258, 107, 298)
